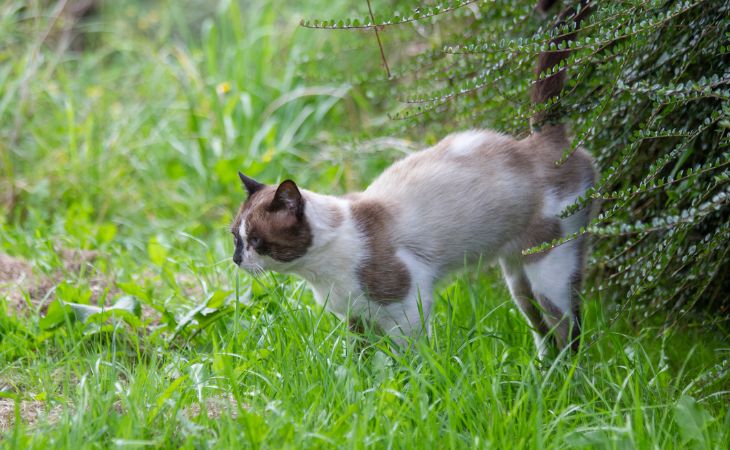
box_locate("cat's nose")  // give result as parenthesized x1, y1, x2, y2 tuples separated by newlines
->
(233, 253, 242, 265)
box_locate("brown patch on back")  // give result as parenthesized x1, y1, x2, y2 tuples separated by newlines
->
(351, 200, 411, 304)
(233, 186, 312, 262)
(504, 147, 535, 173)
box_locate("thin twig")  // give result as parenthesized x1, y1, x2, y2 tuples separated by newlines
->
(366, 0, 391, 79)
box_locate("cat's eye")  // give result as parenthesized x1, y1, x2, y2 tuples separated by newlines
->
(249, 236, 262, 248)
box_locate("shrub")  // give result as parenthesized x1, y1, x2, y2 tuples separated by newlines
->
(300, 0, 730, 323)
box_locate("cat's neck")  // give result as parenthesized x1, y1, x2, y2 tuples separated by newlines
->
(286, 191, 364, 290)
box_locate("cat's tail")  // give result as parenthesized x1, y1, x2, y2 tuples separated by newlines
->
(531, 0, 592, 140)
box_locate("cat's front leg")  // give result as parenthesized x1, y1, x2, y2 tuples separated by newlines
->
(368, 249, 436, 346)
(372, 287, 434, 348)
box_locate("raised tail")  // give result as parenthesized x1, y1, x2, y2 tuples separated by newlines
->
(531, 0, 593, 136)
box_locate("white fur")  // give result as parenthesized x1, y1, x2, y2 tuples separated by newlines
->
(236, 220, 262, 273)
(499, 260, 548, 357)
(526, 185, 591, 316)
(524, 240, 577, 314)
(364, 130, 535, 275)
(296, 194, 366, 318)
(237, 129, 594, 350)
(448, 131, 488, 156)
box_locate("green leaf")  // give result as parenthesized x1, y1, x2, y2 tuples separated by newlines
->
(96, 223, 118, 244)
(147, 237, 168, 266)
(116, 281, 151, 302)
(82, 296, 143, 331)
(56, 282, 93, 305)
(148, 375, 188, 424)
(66, 302, 103, 323)
(43, 296, 143, 333)
(39, 300, 74, 331)
(169, 290, 233, 340)
(674, 395, 714, 446)
(206, 290, 233, 309)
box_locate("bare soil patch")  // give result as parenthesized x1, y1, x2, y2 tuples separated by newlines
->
(0, 250, 115, 314)
(0, 399, 63, 432)
(1, 250, 163, 326)
(182, 394, 244, 420)
(0, 253, 34, 313)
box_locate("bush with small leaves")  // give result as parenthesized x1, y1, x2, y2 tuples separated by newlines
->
(301, 0, 729, 325)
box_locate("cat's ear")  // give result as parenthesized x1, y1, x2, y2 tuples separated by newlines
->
(239, 171, 264, 196)
(271, 180, 304, 219)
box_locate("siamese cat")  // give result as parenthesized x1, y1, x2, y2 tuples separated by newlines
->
(231, 1, 595, 355)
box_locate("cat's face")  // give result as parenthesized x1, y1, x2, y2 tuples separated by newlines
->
(231, 173, 312, 274)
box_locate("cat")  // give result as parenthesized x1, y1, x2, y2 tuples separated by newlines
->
(231, 1, 595, 355)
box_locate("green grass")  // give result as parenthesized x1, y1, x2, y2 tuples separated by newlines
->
(1, 1, 728, 448)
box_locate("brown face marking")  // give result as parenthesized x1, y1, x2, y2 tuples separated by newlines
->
(351, 200, 411, 304)
(232, 181, 312, 263)
(231, 202, 246, 234)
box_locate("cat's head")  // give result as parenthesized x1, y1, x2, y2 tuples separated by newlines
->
(231, 172, 312, 274)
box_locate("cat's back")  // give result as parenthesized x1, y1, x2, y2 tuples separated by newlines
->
(356, 128, 596, 268)
(362, 130, 542, 264)
(364, 128, 595, 203)
(365, 130, 533, 197)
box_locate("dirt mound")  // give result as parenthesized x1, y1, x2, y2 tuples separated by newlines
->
(0, 253, 33, 283)
(0, 253, 34, 312)
(0, 399, 63, 432)
(0, 250, 112, 314)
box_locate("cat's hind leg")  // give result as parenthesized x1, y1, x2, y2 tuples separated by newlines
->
(370, 277, 434, 349)
(499, 259, 550, 357)
(522, 237, 584, 351)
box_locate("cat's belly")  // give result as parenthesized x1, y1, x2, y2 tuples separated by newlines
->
(308, 248, 435, 327)
(309, 280, 372, 320)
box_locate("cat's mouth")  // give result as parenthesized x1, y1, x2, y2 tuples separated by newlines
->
(237, 262, 265, 276)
